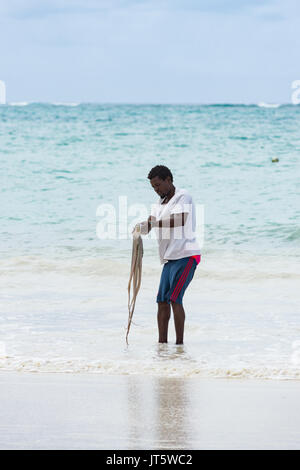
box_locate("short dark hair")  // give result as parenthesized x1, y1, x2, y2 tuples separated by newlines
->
(147, 165, 173, 182)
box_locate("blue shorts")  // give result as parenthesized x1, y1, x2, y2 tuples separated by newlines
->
(156, 256, 198, 305)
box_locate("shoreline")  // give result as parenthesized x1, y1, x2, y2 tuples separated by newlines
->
(1, 371, 300, 450)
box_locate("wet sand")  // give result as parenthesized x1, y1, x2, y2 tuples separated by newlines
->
(0, 372, 300, 449)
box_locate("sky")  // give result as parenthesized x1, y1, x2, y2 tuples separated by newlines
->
(0, 0, 299, 103)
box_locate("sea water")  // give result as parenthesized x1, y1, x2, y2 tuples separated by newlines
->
(0, 103, 300, 379)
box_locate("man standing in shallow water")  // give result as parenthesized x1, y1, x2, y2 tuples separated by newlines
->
(139, 165, 201, 345)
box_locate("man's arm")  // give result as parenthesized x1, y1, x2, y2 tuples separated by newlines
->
(137, 213, 187, 235)
(148, 213, 188, 230)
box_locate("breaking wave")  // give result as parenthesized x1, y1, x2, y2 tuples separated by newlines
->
(0, 355, 300, 380)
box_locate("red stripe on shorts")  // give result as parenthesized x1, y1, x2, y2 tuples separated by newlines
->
(170, 257, 194, 302)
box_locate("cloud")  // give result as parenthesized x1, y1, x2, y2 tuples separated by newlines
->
(1, 0, 276, 19)
(2, 0, 110, 19)
(161, 0, 273, 14)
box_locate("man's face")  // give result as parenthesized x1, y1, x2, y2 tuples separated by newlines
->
(150, 176, 172, 199)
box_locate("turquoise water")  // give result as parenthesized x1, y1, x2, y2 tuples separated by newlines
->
(1, 103, 299, 258)
(0, 103, 300, 378)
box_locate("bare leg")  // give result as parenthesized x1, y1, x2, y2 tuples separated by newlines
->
(157, 302, 171, 343)
(171, 301, 185, 344)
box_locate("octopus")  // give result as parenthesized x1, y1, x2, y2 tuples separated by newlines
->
(126, 224, 143, 344)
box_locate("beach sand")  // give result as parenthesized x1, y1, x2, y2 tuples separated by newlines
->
(0, 372, 300, 450)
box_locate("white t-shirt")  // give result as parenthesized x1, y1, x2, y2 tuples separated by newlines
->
(151, 188, 201, 265)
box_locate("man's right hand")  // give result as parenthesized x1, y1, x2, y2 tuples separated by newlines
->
(134, 216, 157, 236)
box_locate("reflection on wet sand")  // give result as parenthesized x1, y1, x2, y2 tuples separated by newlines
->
(126, 345, 194, 449)
(154, 377, 190, 449)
